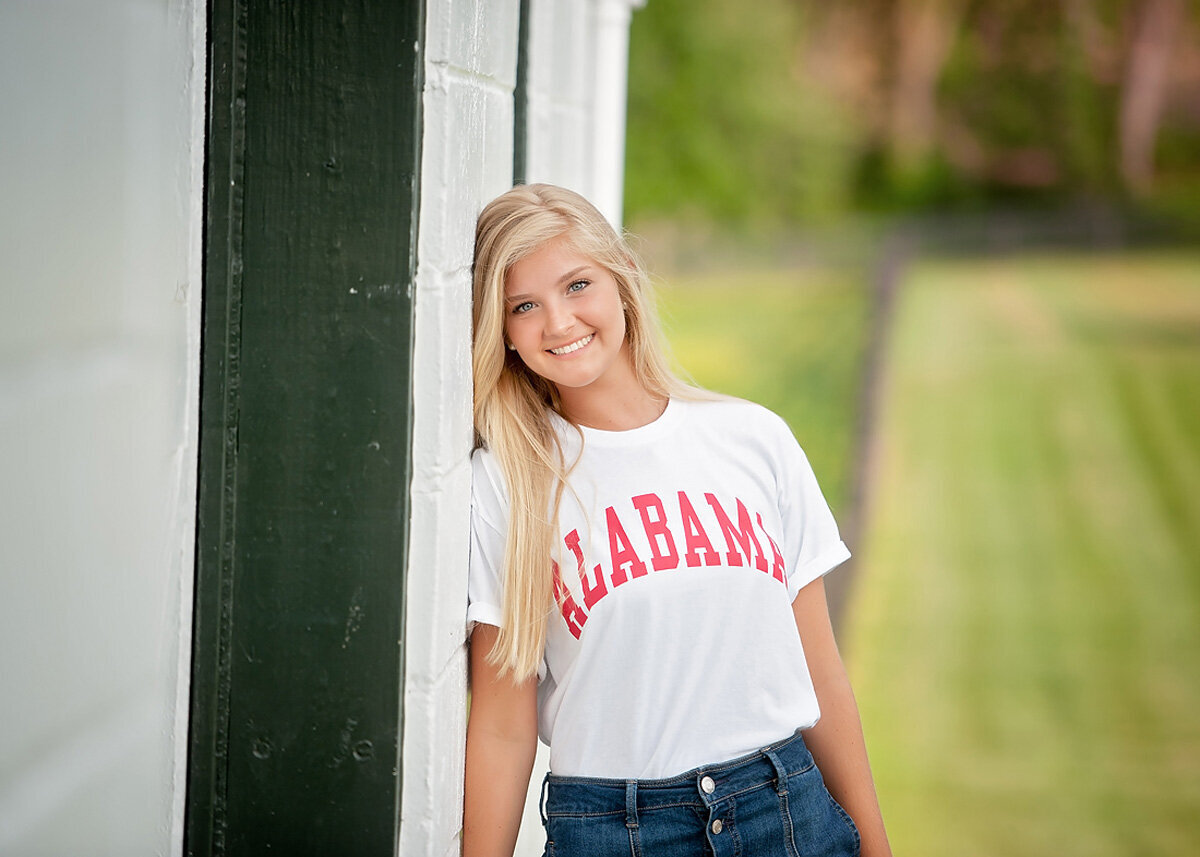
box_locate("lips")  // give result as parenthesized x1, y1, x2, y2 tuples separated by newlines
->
(547, 333, 594, 355)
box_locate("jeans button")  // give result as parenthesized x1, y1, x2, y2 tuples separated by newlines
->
(700, 776, 715, 794)
(711, 819, 724, 834)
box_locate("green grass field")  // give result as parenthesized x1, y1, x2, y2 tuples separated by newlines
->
(659, 250, 1200, 856)
(848, 251, 1200, 856)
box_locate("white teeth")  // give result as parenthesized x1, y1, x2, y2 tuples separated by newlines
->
(549, 334, 593, 355)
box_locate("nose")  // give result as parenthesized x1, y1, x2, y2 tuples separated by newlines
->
(543, 298, 576, 339)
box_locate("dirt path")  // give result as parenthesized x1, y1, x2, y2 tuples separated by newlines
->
(826, 233, 910, 628)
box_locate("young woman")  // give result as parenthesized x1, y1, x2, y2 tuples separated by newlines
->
(464, 183, 892, 857)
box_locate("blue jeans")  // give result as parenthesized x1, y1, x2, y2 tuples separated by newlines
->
(540, 729, 861, 857)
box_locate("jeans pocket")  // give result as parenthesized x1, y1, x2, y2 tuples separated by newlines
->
(825, 792, 861, 857)
(782, 765, 861, 857)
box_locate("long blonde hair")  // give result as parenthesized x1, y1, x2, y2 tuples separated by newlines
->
(472, 183, 687, 679)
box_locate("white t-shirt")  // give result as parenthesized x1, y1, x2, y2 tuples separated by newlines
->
(467, 397, 850, 779)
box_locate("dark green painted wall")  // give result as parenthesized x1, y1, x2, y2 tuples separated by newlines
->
(188, 2, 424, 854)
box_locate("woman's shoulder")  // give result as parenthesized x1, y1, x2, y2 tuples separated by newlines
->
(675, 391, 794, 438)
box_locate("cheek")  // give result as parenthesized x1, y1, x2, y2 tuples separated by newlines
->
(504, 321, 539, 365)
(503, 316, 523, 348)
(614, 301, 629, 342)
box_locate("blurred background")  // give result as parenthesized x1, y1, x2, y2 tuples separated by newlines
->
(622, 1, 1200, 855)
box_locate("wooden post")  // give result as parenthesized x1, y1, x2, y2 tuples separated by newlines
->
(187, 2, 424, 854)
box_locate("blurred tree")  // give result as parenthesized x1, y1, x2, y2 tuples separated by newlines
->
(1059, 0, 1115, 191)
(624, 0, 1200, 223)
(888, 0, 968, 179)
(1119, 0, 1187, 191)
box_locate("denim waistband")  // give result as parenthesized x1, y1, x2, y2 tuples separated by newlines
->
(541, 729, 814, 820)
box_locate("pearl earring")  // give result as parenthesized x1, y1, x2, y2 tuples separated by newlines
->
(506, 342, 516, 351)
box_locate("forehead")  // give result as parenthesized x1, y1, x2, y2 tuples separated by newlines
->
(505, 235, 600, 294)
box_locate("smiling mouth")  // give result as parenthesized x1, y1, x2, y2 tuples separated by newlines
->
(547, 333, 594, 355)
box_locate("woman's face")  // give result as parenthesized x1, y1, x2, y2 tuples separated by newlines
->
(503, 234, 633, 401)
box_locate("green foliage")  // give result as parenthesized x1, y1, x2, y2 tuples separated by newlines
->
(1056, 7, 1117, 190)
(623, 0, 1200, 224)
(857, 147, 985, 212)
(938, 1, 1120, 194)
(624, 0, 858, 226)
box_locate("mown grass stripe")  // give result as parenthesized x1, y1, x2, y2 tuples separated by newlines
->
(847, 251, 1200, 857)
(1106, 358, 1200, 593)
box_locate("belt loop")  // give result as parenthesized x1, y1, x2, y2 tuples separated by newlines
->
(763, 747, 789, 796)
(539, 772, 551, 826)
(625, 780, 639, 830)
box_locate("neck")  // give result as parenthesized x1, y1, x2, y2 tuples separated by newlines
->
(560, 389, 667, 431)
(557, 370, 666, 431)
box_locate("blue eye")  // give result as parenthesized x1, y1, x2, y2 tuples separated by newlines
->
(567, 279, 589, 293)
(512, 301, 535, 314)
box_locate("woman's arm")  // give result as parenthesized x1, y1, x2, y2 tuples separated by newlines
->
(793, 576, 893, 857)
(463, 623, 540, 857)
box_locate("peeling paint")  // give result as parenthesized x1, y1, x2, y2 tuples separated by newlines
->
(342, 587, 366, 648)
(330, 717, 360, 768)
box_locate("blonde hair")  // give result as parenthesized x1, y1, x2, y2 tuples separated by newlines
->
(472, 183, 689, 679)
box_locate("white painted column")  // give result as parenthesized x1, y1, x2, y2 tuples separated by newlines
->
(403, 1, 642, 851)
(591, 0, 645, 226)
(524, 0, 644, 227)
(524, 0, 594, 203)
(401, 2, 520, 855)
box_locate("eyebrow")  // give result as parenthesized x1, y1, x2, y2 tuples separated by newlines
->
(557, 265, 591, 284)
(505, 265, 593, 304)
